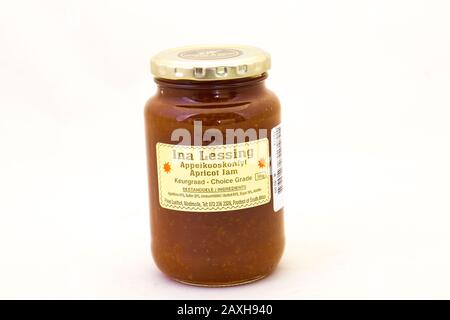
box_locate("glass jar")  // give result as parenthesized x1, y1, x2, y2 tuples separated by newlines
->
(144, 45, 284, 286)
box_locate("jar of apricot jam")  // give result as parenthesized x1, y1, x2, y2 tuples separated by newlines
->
(144, 45, 284, 286)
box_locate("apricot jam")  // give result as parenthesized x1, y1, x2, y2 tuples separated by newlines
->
(144, 45, 284, 286)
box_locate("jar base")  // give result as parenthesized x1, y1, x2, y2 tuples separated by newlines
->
(171, 274, 268, 288)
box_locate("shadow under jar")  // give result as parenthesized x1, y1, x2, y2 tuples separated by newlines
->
(144, 45, 285, 286)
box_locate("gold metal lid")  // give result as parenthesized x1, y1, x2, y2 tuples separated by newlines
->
(150, 45, 271, 81)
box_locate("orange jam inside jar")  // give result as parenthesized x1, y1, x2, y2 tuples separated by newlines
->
(144, 45, 284, 286)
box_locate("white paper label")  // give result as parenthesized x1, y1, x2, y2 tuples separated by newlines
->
(271, 124, 284, 212)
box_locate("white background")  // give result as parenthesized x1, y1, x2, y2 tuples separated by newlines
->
(1, 0, 450, 299)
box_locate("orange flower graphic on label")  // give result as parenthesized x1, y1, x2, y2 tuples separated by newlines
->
(163, 162, 171, 173)
(258, 159, 266, 168)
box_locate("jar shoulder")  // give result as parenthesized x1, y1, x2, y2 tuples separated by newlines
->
(144, 87, 280, 122)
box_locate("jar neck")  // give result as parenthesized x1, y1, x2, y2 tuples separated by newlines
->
(154, 74, 267, 101)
